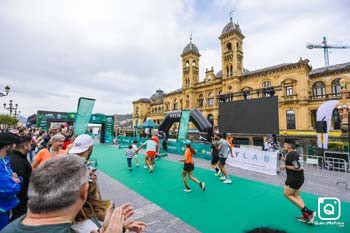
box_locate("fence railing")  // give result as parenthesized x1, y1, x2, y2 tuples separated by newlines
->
(301, 154, 349, 189)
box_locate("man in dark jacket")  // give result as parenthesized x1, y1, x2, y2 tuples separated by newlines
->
(8, 135, 32, 221)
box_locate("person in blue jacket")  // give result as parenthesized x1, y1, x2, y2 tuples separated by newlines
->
(0, 132, 22, 230)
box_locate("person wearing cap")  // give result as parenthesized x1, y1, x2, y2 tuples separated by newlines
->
(31, 133, 66, 170)
(178, 140, 205, 193)
(136, 136, 157, 173)
(263, 135, 278, 152)
(8, 135, 33, 221)
(0, 132, 22, 230)
(280, 140, 315, 224)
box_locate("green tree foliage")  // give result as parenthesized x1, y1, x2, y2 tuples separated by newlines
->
(0, 114, 19, 129)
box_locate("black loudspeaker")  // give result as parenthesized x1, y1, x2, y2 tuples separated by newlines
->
(316, 121, 327, 133)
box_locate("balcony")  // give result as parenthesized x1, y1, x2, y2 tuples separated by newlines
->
(309, 93, 344, 102)
(280, 94, 298, 104)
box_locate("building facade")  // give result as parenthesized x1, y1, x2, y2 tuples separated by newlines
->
(133, 18, 350, 134)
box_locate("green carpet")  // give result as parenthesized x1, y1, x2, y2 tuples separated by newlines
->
(92, 144, 350, 233)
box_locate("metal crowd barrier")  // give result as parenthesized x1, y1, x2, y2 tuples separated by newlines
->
(301, 154, 349, 190)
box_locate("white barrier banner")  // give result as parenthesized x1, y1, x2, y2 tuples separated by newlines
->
(226, 148, 278, 175)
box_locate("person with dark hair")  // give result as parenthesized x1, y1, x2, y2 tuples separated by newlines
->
(210, 135, 220, 176)
(280, 140, 316, 224)
(178, 140, 205, 193)
(215, 134, 232, 184)
(246, 227, 286, 233)
(136, 136, 158, 173)
(0, 132, 22, 230)
(8, 135, 33, 221)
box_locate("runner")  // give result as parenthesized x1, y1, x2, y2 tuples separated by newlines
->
(280, 140, 316, 224)
(131, 140, 140, 167)
(31, 133, 66, 170)
(210, 135, 220, 176)
(136, 136, 157, 173)
(215, 134, 232, 184)
(178, 140, 205, 193)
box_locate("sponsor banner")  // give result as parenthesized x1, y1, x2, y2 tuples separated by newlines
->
(226, 148, 278, 175)
(74, 97, 95, 135)
(177, 110, 191, 143)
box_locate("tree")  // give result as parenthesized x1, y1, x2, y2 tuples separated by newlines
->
(0, 114, 19, 129)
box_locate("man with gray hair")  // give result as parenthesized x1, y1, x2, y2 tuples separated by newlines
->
(1, 155, 127, 233)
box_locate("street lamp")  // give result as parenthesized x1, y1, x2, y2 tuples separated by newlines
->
(3, 99, 19, 117)
(0, 85, 10, 97)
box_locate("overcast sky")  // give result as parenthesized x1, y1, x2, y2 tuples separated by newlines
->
(0, 0, 349, 117)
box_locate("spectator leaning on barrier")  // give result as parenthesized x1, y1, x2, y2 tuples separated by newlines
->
(0, 132, 22, 230)
(263, 135, 278, 152)
(8, 135, 33, 221)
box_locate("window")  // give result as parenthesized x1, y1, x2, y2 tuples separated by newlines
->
(186, 95, 190, 107)
(313, 81, 326, 97)
(226, 42, 232, 51)
(285, 86, 293, 96)
(331, 78, 341, 96)
(135, 107, 139, 115)
(185, 60, 189, 67)
(173, 99, 178, 110)
(262, 81, 271, 88)
(208, 92, 214, 106)
(198, 94, 204, 108)
(192, 60, 196, 67)
(333, 109, 341, 130)
(286, 110, 296, 129)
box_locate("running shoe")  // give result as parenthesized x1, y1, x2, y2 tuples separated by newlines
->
(307, 211, 316, 225)
(129, 168, 132, 171)
(215, 170, 221, 176)
(200, 182, 206, 192)
(144, 165, 148, 169)
(296, 215, 307, 223)
(223, 179, 232, 184)
(148, 167, 154, 173)
(220, 176, 226, 181)
(136, 164, 139, 167)
(184, 188, 191, 192)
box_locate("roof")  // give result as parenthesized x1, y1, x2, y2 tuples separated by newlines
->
(134, 98, 151, 103)
(181, 41, 200, 56)
(220, 18, 243, 38)
(216, 70, 222, 78)
(164, 88, 182, 96)
(242, 63, 292, 76)
(309, 62, 350, 77)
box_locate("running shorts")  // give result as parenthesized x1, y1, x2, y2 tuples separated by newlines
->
(146, 151, 157, 158)
(183, 163, 194, 172)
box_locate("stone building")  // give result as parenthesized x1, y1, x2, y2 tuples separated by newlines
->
(132, 18, 350, 135)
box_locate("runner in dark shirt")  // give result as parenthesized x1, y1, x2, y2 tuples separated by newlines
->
(280, 140, 315, 224)
(210, 136, 220, 176)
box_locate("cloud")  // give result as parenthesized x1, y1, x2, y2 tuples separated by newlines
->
(0, 0, 349, 117)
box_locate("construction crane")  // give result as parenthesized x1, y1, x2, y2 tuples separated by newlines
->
(306, 36, 350, 67)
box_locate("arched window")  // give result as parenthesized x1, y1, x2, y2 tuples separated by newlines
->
(208, 92, 214, 106)
(228, 85, 232, 91)
(242, 87, 252, 100)
(226, 65, 230, 77)
(198, 94, 204, 108)
(185, 60, 189, 67)
(262, 81, 271, 88)
(173, 99, 178, 110)
(226, 42, 232, 51)
(331, 78, 341, 96)
(313, 81, 326, 97)
(186, 95, 190, 107)
(236, 42, 239, 51)
(192, 60, 196, 67)
(218, 90, 223, 95)
(230, 65, 233, 76)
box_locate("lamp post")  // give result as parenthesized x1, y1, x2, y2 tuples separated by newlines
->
(0, 86, 10, 97)
(337, 79, 350, 136)
(3, 100, 19, 117)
